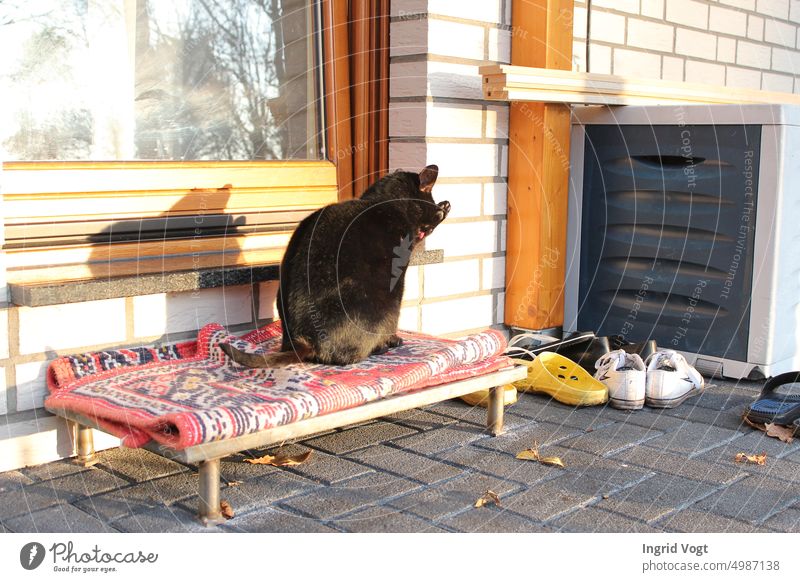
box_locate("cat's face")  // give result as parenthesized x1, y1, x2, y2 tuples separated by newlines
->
(414, 165, 450, 240)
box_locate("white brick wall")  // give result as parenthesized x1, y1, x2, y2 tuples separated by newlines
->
(0, 308, 7, 360)
(424, 221, 498, 257)
(0, 371, 6, 416)
(627, 18, 674, 52)
(132, 286, 252, 338)
(258, 281, 279, 320)
(390, 0, 507, 339)
(17, 298, 127, 355)
(421, 294, 495, 335)
(433, 183, 482, 218)
(726, 65, 762, 88)
(573, 0, 800, 92)
(428, 19, 485, 60)
(15, 360, 49, 411)
(424, 260, 481, 297)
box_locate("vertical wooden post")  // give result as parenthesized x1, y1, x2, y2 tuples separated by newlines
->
(504, 0, 573, 330)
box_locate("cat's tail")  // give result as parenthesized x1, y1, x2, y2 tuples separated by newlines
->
(219, 339, 314, 368)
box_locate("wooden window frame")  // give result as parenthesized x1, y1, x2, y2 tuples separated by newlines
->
(2, 0, 389, 290)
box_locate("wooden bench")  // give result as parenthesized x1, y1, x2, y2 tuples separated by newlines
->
(48, 364, 526, 524)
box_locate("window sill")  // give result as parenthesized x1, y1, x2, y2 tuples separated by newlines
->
(9, 249, 444, 307)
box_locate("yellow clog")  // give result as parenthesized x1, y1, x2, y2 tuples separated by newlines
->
(459, 384, 518, 408)
(512, 352, 608, 407)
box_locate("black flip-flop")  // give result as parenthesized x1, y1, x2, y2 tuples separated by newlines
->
(744, 371, 800, 425)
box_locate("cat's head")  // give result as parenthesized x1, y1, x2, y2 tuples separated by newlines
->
(361, 164, 450, 240)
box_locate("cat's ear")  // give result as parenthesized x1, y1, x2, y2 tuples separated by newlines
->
(419, 165, 439, 192)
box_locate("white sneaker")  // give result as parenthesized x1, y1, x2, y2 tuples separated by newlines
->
(594, 350, 646, 410)
(644, 350, 705, 408)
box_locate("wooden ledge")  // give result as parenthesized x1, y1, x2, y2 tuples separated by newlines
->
(8, 249, 444, 307)
(480, 64, 800, 106)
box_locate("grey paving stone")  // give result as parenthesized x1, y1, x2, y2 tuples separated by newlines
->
(498, 476, 602, 522)
(641, 422, 743, 458)
(697, 474, 800, 524)
(94, 447, 189, 482)
(703, 429, 800, 460)
(223, 508, 337, 533)
(0, 521, 10, 533)
(218, 453, 282, 482)
(595, 475, 722, 523)
(662, 404, 751, 432)
(505, 397, 613, 429)
(239, 443, 373, 485)
(437, 446, 560, 486)
(278, 472, 420, 520)
(0, 484, 69, 519)
(472, 421, 584, 454)
(40, 466, 129, 498)
(692, 383, 760, 412)
(392, 424, 490, 455)
(551, 506, 663, 533)
(542, 445, 654, 490)
(610, 446, 743, 485)
(192, 471, 318, 515)
(303, 421, 418, 454)
(347, 445, 463, 485)
(557, 423, 662, 457)
(21, 459, 90, 482)
(761, 505, 800, 532)
(4, 502, 116, 533)
(0, 468, 127, 520)
(422, 398, 492, 426)
(111, 505, 217, 533)
(0, 470, 33, 493)
(440, 506, 550, 533)
(387, 472, 522, 521)
(604, 409, 690, 433)
(74, 472, 201, 522)
(694, 442, 800, 485)
(332, 506, 446, 533)
(655, 509, 764, 533)
(380, 408, 459, 431)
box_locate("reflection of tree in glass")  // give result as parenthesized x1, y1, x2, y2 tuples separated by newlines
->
(1, 0, 315, 162)
(135, 0, 310, 161)
(1, 1, 92, 160)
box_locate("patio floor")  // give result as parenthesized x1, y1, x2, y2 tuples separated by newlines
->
(1, 376, 798, 533)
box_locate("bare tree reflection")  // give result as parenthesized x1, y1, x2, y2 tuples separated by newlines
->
(1, 0, 318, 162)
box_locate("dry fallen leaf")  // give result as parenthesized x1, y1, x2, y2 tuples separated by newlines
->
(742, 415, 794, 444)
(515, 442, 565, 468)
(735, 452, 767, 466)
(475, 489, 501, 508)
(765, 423, 794, 444)
(244, 450, 313, 466)
(226, 480, 243, 487)
(220, 500, 234, 519)
(742, 415, 767, 432)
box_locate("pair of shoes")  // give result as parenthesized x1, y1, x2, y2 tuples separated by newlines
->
(512, 352, 608, 407)
(506, 331, 657, 372)
(744, 371, 800, 426)
(594, 349, 705, 410)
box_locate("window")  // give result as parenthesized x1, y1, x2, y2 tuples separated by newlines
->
(1, 0, 340, 287)
(2, 0, 323, 161)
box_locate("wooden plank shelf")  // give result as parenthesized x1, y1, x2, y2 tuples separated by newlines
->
(481, 64, 800, 106)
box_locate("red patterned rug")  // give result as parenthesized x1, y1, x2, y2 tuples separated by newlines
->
(46, 322, 510, 450)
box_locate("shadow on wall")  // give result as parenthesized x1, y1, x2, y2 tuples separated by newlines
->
(87, 186, 249, 345)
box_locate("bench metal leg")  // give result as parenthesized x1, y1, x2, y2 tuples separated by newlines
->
(198, 458, 224, 526)
(69, 422, 98, 467)
(486, 385, 505, 436)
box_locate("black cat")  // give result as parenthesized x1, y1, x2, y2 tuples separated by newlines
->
(221, 165, 450, 367)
